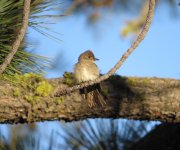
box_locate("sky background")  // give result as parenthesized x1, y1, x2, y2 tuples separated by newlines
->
(0, 1, 180, 148)
(28, 2, 180, 79)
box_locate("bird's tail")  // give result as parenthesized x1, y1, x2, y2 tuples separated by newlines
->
(80, 84, 107, 108)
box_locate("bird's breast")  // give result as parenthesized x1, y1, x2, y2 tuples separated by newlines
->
(74, 62, 99, 82)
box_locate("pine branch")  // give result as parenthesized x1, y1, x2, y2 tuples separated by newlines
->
(0, 76, 179, 124)
(0, 0, 31, 74)
(53, 0, 156, 97)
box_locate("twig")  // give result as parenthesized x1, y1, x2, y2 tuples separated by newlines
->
(0, 0, 31, 74)
(54, 0, 156, 97)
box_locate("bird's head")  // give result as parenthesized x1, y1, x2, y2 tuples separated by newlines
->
(78, 50, 99, 62)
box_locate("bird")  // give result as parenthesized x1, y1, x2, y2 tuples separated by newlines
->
(74, 50, 106, 108)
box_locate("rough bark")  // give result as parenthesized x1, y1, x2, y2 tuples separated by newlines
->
(0, 76, 179, 124)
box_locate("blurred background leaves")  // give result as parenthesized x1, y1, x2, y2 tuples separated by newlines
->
(0, 120, 159, 150)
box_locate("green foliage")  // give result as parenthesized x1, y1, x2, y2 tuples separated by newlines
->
(121, 20, 143, 37)
(0, 0, 61, 76)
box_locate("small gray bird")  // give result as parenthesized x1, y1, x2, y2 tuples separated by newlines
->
(74, 50, 106, 108)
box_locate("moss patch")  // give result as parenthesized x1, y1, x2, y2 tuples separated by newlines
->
(2, 73, 54, 104)
(35, 81, 53, 97)
(54, 97, 64, 105)
(13, 87, 20, 97)
(127, 77, 138, 86)
(24, 95, 34, 103)
(63, 72, 76, 86)
(142, 78, 150, 86)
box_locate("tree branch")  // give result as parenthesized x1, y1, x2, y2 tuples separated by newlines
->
(0, 76, 179, 124)
(53, 0, 156, 97)
(0, 0, 31, 74)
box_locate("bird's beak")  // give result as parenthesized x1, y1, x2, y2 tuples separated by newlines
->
(95, 58, 99, 61)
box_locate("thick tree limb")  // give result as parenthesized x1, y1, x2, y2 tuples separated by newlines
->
(0, 0, 31, 74)
(54, 0, 156, 96)
(0, 76, 179, 124)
